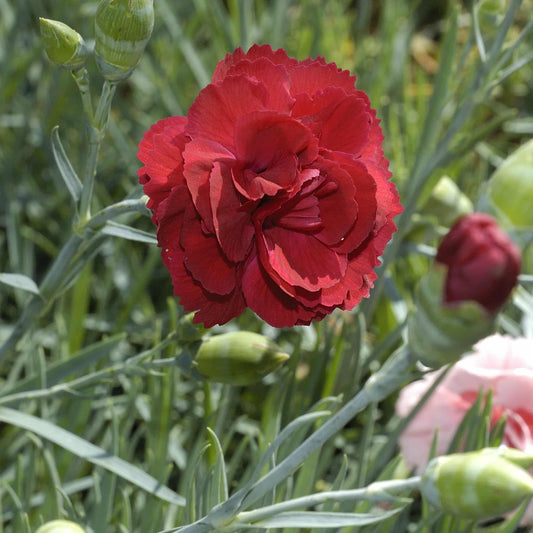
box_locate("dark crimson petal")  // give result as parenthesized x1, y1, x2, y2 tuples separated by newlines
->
(216, 58, 294, 113)
(187, 75, 269, 151)
(233, 112, 318, 200)
(261, 226, 348, 291)
(275, 194, 322, 232)
(242, 255, 317, 328)
(210, 161, 255, 262)
(181, 217, 237, 296)
(212, 44, 298, 83)
(192, 287, 247, 328)
(289, 58, 357, 98)
(319, 157, 377, 253)
(137, 116, 188, 210)
(293, 89, 372, 156)
(183, 138, 235, 234)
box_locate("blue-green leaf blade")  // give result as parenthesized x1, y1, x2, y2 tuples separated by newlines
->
(0, 407, 185, 506)
(51, 126, 83, 202)
(0, 273, 40, 295)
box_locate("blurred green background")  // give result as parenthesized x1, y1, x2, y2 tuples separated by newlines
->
(0, 1, 532, 531)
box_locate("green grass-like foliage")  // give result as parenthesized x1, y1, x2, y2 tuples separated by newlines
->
(0, 0, 532, 531)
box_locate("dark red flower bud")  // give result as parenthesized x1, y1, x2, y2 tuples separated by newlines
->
(436, 213, 521, 313)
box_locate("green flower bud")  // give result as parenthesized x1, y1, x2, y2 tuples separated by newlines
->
(39, 18, 88, 70)
(421, 451, 533, 521)
(94, 0, 155, 81)
(421, 176, 473, 226)
(408, 266, 495, 368)
(480, 446, 533, 470)
(195, 331, 290, 386)
(487, 139, 533, 229)
(35, 520, 87, 533)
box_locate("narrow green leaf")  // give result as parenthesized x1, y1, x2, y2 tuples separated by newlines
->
(0, 273, 40, 295)
(251, 508, 403, 528)
(1, 334, 126, 396)
(101, 221, 157, 245)
(51, 125, 83, 202)
(0, 407, 185, 506)
(206, 427, 228, 506)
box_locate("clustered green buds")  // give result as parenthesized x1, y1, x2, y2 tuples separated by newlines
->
(487, 139, 533, 229)
(195, 331, 290, 386)
(421, 450, 533, 521)
(407, 266, 494, 368)
(95, 0, 155, 81)
(39, 18, 88, 70)
(35, 520, 87, 533)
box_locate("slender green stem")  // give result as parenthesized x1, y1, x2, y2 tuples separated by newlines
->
(78, 80, 117, 225)
(78, 128, 102, 224)
(0, 335, 177, 406)
(240, 346, 417, 510)
(71, 67, 94, 123)
(173, 347, 417, 533)
(235, 478, 421, 525)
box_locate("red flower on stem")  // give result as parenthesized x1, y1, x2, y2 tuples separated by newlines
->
(138, 45, 402, 327)
(436, 213, 521, 313)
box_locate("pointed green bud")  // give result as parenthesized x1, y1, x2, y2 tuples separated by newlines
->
(421, 176, 473, 226)
(421, 451, 533, 521)
(487, 139, 533, 229)
(480, 446, 533, 470)
(195, 331, 290, 386)
(94, 0, 155, 81)
(408, 266, 495, 368)
(35, 520, 87, 533)
(39, 18, 88, 70)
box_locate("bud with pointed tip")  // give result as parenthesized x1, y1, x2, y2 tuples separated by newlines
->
(195, 331, 290, 386)
(480, 446, 533, 470)
(94, 0, 155, 82)
(35, 520, 87, 533)
(39, 18, 88, 70)
(421, 451, 533, 521)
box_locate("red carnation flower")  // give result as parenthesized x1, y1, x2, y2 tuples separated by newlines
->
(436, 213, 521, 313)
(138, 45, 402, 327)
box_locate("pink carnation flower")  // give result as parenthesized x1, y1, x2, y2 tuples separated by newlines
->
(396, 334, 533, 523)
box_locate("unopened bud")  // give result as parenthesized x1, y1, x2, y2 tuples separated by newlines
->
(39, 18, 88, 70)
(35, 520, 87, 533)
(94, 0, 154, 81)
(421, 451, 533, 520)
(422, 176, 473, 226)
(480, 446, 533, 469)
(408, 266, 495, 368)
(488, 139, 533, 229)
(195, 331, 290, 386)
